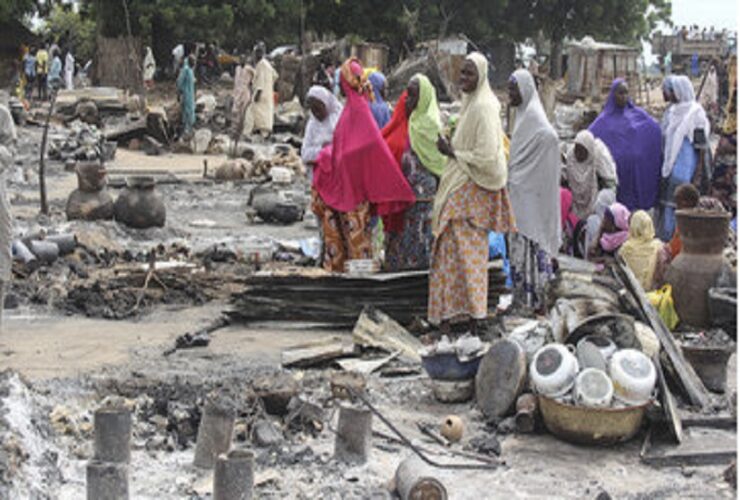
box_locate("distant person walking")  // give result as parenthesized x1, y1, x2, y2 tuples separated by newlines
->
(35, 44, 49, 100)
(22, 47, 36, 100)
(232, 57, 255, 139)
(143, 46, 156, 89)
(246, 42, 278, 137)
(47, 49, 63, 92)
(176, 56, 196, 137)
(64, 48, 75, 90)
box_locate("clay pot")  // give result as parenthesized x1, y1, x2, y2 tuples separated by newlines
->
(666, 210, 731, 327)
(66, 189, 114, 221)
(113, 176, 166, 229)
(76, 161, 107, 192)
(439, 415, 464, 442)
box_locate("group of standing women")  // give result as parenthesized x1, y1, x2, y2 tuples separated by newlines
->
(303, 51, 724, 334)
(305, 52, 564, 334)
(559, 72, 720, 293)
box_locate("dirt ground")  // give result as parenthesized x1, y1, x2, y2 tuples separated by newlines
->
(1, 299, 736, 499)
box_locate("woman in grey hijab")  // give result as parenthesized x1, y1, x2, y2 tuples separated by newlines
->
(507, 69, 561, 312)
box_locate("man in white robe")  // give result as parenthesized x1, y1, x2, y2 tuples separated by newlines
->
(245, 42, 278, 137)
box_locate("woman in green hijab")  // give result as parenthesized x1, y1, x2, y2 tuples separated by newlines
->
(383, 74, 446, 271)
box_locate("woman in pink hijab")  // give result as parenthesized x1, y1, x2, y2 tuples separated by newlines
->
(311, 58, 415, 272)
(589, 202, 631, 258)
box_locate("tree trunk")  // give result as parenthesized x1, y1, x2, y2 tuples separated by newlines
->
(549, 36, 563, 79)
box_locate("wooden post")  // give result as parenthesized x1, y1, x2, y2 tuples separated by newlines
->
(334, 404, 372, 464)
(93, 407, 132, 464)
(194, 403, 235, 469)
(38, 90, 57, 215)
(87, 461, 129, 500)
(213, 449, 255, 500)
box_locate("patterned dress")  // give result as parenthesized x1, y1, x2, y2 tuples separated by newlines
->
(428, 182, 516, 325)
(384, 150, 437, 271)
(311, 189, 372, 272)
(509, 233, 555, 312)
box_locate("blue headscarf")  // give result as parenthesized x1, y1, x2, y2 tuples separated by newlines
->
(589, 79, 662, 211)
(368, 72, 390, 129)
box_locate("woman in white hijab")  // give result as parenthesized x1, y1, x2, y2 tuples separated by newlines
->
(507, 68, 560, 311)
(301, 85, 342, 169)
(656, 75, 710, 241)
(565, 129, 618, 219)
(428, 52, 515, 335)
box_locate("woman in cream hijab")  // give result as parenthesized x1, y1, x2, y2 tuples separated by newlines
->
(619, 210, 665, 290)
(507, 68, 561, 311)
(428, 52, 516, 335)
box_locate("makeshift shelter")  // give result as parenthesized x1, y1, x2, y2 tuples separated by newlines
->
(350, 42, 389, 71)
(565, 37, 640, 100)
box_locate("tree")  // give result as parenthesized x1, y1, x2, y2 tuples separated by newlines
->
(0, 0, 37, 23)
(41, 4, 96, 61)
(524, 0, 672, 77)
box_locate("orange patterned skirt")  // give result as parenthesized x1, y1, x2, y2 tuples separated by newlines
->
(428, 182, 516, 325)
(312, 189, 372, 272)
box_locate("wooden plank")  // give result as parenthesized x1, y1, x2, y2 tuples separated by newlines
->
(281, 338, 357, 368)
(336, 351, 401, 375)
(615, 259, 711, 409)
(654, 354, 683, 443)
(641, 426, 736, 467)
(352, 307, 423, 363)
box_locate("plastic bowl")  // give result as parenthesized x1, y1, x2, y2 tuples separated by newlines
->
(421, 351, 484, 381)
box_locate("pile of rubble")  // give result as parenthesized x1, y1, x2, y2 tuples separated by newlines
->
(47, 121, 116, 165)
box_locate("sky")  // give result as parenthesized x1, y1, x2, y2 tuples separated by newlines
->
(669, 0, 738, 31)
(641, 0, 738, 64)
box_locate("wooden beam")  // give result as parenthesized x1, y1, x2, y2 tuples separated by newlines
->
(615, 259, 711, 409)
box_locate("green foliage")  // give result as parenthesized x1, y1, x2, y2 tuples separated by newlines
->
(525, 0, 672, 46)
(41, 4, 96, 61)
(0, 0, 37, 23)
(81, 0, 671, 65)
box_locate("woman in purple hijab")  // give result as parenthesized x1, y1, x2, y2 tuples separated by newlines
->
(589, 79, 662, 211)
(368, 71, 391, 129)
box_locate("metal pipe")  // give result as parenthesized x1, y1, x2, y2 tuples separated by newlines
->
(28, 240, 59, 264)
(12, 240, 36, 264)
(46, 234, 77, 255)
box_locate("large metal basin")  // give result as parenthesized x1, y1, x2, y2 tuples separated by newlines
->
(538, 395, 649, 446)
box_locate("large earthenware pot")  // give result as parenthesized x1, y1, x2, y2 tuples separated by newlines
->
(113, 176, 166, 229)
(666, 209, 731, 327)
